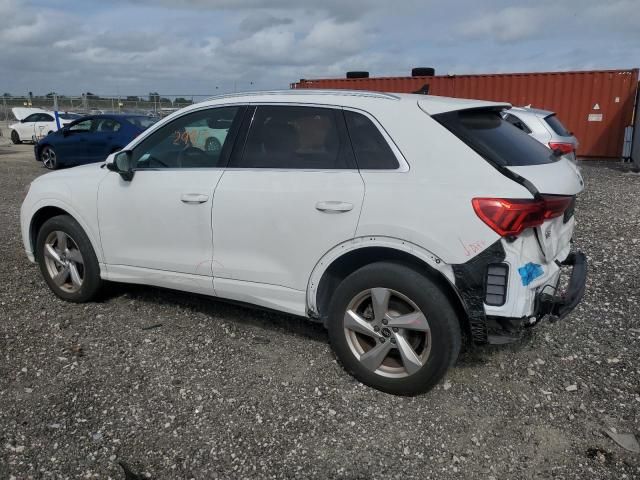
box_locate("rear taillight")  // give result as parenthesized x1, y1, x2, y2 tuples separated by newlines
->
(472, 196, 574, 237)
(549, 142, 574, 155)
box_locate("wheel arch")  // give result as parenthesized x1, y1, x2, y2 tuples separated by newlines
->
(307, 237, 471, 338)
(28, 202, 104, 264)
(37, 143, 51, 158)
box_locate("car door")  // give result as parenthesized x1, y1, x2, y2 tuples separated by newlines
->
(16, 113, 39, 140)
(97, 105, 244, 293)
(89, 118, 121, 162)
(33, 113, 56, 141)
(55, 118, 94, 163)
(211, 104, 365, 294)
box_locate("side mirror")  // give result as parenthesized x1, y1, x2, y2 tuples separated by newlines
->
(62, 127, 70, 137)
(107, 150, 134, 181)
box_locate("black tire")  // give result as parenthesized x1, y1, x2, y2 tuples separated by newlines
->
(35, 215, 103, 303)
(411, 67, 435, 77)
(11, 130, 21, 144)
(327, 262, 461, 395)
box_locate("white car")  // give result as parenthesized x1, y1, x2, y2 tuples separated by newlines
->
(20, 90, 587, 395)
(9, 108, 79, 144)
(502, 107, 579, 160)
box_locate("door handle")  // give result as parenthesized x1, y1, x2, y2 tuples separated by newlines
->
(315, 201, 354, 213)
(181, 193, 209, 204)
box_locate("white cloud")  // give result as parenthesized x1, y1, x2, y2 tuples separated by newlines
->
(0, 0, 638, 95)
(456, 6, 553, 43)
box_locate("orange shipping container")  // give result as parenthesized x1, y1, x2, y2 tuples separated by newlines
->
(292, 69, 639, 159)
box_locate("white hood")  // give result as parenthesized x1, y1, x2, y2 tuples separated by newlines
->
(11, 107, 49, 121)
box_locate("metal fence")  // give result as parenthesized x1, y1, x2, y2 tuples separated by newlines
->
(0, 94, 216, 126)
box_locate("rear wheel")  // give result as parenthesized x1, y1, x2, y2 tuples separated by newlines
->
(36, 215, 103, 302)
(327, 262, 461, 395)
(40, 146, 58, 169)
(11, 130, 21, 144)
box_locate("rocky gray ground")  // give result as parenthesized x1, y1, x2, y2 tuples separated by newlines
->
(1, 144, 639, 479)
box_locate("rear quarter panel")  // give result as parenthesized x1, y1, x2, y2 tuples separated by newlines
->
(355, 101, 533, 265)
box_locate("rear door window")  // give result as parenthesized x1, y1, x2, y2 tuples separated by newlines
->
(344, 110, 399, 169)
(434, 109, 556, 166)
(544, 114, 571, 136)
(231, 105, 354, 169)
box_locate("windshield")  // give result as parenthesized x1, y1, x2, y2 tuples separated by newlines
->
(434, 108, 557, 167)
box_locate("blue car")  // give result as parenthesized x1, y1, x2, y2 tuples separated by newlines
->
(35, 114, 157, 169)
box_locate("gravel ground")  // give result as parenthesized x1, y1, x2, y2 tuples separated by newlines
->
(1, 144, 639, 479)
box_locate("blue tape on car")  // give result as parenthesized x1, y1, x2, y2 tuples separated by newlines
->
(518, 262, 543, 286)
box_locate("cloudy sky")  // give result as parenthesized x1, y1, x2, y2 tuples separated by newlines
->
(1, 0, 638, 96)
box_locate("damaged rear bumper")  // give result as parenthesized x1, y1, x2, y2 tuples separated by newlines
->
(452, 238, 588, 345)
(535, 251, 587, 321)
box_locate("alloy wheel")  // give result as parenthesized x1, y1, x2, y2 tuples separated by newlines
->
(343, 288, 431, 378)
(41, 147, 57, 169)
(42, 231, 85, 293)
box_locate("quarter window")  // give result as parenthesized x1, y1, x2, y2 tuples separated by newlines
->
(132, 106, 241, 169)
(344, 110, 399, 169)
(231, 106, 354, 169)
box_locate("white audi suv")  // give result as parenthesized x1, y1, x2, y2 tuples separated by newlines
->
(20, 90, 587, 395)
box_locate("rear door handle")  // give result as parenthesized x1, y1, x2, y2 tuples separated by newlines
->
(315, 201, 354, 213)
(181, 193, 209, 204)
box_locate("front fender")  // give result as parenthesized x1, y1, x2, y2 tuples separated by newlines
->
(24, 196, 104, 264)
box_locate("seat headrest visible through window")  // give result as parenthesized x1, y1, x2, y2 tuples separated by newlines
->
(262, 121, 298, 154)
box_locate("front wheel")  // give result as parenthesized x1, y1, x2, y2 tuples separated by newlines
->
(11, 130, 21, 144)
(40, 146, 58, 169)
(35, 215, 103, 302)
(327, 262, 461, 395)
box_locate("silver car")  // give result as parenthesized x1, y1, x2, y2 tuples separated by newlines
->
(502, 107, 578, 160)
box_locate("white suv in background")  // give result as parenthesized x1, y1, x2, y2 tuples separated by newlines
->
(20, 90, 587, 395)
(502, 106, 579, 160)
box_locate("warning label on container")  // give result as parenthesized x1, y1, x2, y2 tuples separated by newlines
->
(588, 113, 603, 122)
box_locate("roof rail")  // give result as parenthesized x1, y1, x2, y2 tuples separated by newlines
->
(202, 89, 400, 102)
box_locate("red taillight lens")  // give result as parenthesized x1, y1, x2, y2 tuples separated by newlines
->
(549, 142, 574, 155)
(472, 196, 574, 237)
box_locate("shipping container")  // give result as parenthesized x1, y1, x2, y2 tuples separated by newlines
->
(292, 69, 639, 159)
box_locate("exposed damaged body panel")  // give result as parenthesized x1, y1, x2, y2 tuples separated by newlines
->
(452, 216, 586, 345)
(452, 241, 506, 344)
